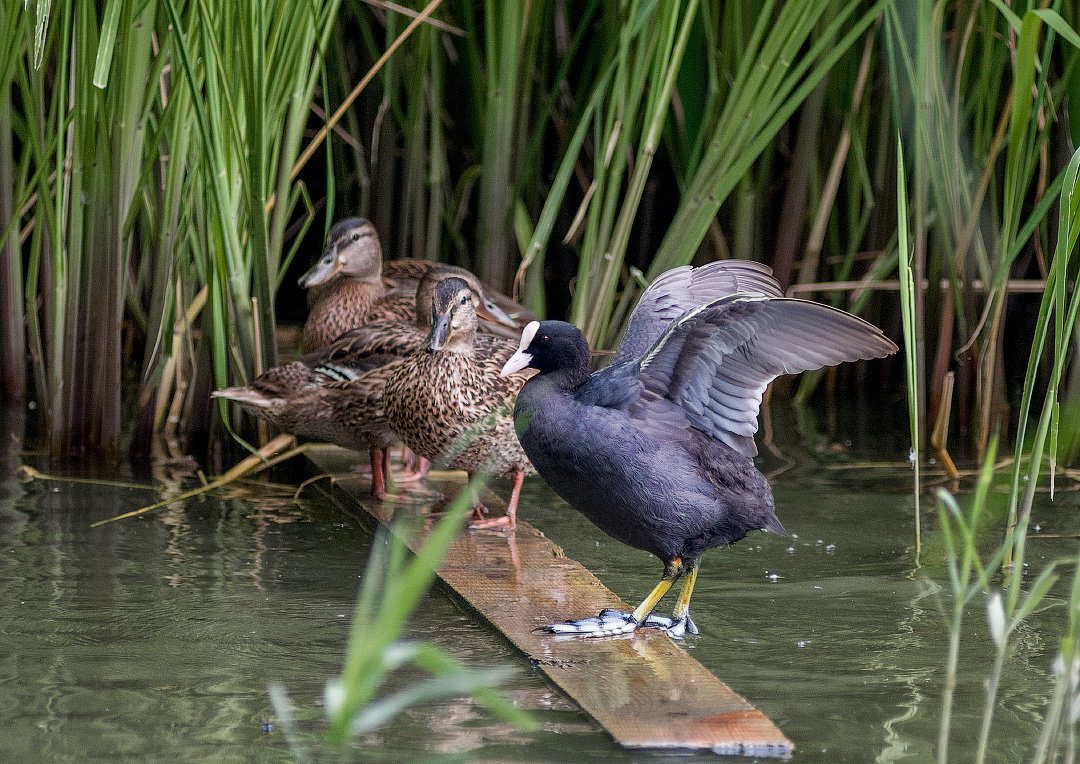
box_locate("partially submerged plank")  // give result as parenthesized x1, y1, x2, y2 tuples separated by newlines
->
(305, 445, 794, 757)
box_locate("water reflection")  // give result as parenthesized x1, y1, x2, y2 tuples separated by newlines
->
(0, 399, 1075, 761)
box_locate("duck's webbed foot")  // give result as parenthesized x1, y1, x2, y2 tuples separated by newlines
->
(541, 609, 640, 637)
(469, 513, 513, 529)
(396, 452, 429, 483)
(640, 612, 699, 638)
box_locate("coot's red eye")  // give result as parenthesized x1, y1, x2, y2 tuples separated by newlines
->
(541, 335, 549, 342)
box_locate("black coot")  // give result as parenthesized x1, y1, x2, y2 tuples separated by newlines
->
(500, 261, 897, 637)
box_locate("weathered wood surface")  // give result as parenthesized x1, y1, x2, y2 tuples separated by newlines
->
(305, 445, 793, 757)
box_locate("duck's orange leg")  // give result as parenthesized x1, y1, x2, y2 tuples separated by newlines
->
(469, 469, 524, 530)
(370, 447, 388, 499)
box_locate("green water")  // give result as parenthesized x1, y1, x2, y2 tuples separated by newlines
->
(0, 401, 1075, 762)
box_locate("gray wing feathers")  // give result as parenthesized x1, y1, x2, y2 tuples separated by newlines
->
(638, 296, 897, 456)
(615, 260, 782, 365)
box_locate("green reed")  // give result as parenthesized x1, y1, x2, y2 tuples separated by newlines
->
(883, 1, 1079, 458)
(548, 0, 884, 349)
(893, 8, 1080, 754)
(896, 136, 921, 554)
(5, 0, 162, 457)
(3, 1, 1079, 468)
(154, 0, 341, 433)
(2, 1, 341, 459)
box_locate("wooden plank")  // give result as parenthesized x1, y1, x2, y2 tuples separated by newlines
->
(305, 446, 794, 757)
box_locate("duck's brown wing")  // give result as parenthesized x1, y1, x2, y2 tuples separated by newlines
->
(381, 258, 440, 286)
(249, 361, 321, 397)
(383, 258, 533, 326)
(301, 321, 424, 375)
(363, 289, 417, 325)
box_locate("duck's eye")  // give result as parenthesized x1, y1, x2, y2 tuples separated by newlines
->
(460, 295, 469, 305)
(351, 232, 360, 241)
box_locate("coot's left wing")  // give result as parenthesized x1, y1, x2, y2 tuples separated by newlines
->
(633, 296, 897, 456)
(613, 261, 782, 366)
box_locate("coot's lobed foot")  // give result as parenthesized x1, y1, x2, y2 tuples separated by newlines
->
(641, 613, 699, 638)
(541, 609, 639, 637)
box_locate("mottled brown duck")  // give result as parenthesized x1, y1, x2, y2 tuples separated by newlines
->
(383, 277, 535, 529)
(212, 269, 520, 497)
(298, 218, 523, 351)
(322, 266, 525, 371)
(212, 360, 403, 498)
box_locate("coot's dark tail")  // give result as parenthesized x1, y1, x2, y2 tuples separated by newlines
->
(762, 515, 787, 536)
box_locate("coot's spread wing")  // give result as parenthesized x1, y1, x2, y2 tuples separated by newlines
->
(634, 296, 897, 456)
(613, 261, 782, 366)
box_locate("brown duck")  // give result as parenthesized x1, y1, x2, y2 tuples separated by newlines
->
(298, 218, 524, 351)
(383, 276, 535, 529)
(322, 266, 524, 370)
(212, 360, 403, 498)
(212, 270, 519, 497)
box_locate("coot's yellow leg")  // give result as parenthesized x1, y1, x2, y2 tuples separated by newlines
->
(638, 556, 701, 636)
(630, 558, 684, 623)
(542, 558, 685, 637)
(670, 559, 700, 635)
(671, 562, 698, 622)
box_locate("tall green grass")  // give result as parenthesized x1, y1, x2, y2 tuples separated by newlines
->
(2, 1, 340, 460)
(896, 135, 921, 554)
(515, 0, 886, 349)
(889, 6, 1080, 755)
(883, 1, 1080, 458)
(6, 0, 162, 457)
(2, 1, 1078, 473)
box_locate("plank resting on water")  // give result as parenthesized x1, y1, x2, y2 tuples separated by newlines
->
(305, 445, 794, 757)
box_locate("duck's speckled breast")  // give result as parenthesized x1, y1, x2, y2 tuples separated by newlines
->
(384, 352, 533, 476)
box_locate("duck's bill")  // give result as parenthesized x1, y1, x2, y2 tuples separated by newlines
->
(298, 247, 343, 287)
(426, 314, 452, 352)
(477, 297, 518, 329)
(499, 350, 532, 377)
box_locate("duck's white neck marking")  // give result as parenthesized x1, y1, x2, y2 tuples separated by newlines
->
(518, 321, 540, 352)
